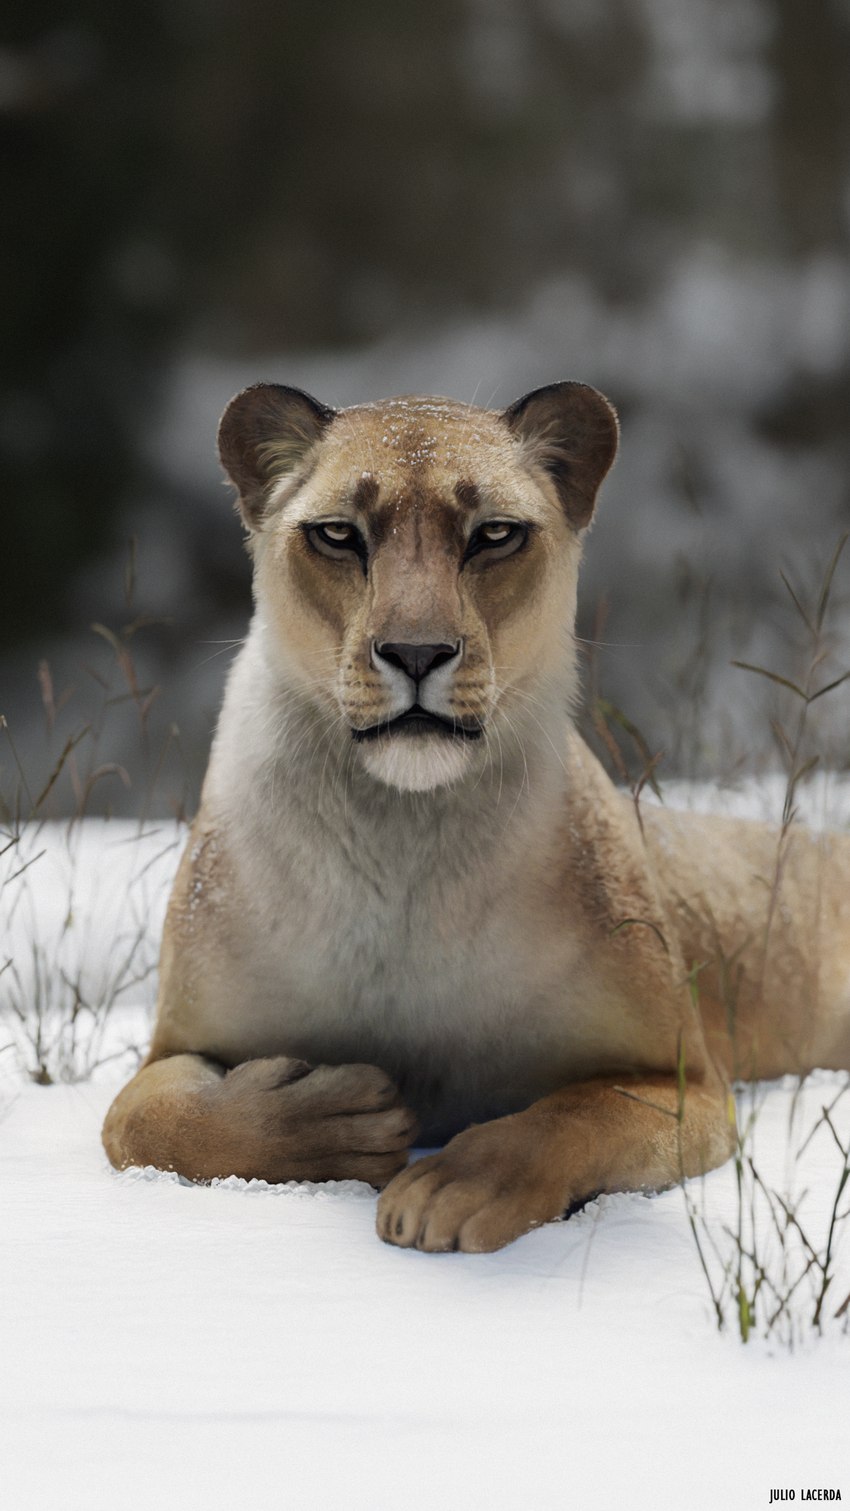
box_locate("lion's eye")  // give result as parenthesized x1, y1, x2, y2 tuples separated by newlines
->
(317, 522, 357, 546)
(304, 520, 367, 570)
(465, 520, 528, 562)
(479, 522, 513, 543)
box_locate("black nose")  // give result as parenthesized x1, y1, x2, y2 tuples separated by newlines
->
(374, 641, 458, 681)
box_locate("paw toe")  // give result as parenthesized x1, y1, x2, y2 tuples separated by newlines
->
(306, 1062, 400, 1114)
(377, 1163, 443, 1246)
(456, 1195, 546, 1253)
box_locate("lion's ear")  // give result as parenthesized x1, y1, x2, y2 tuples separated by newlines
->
(501, 381, 618, 530)
(217, 383, 336, 528)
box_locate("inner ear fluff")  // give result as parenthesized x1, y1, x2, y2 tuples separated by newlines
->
(217, 383, 336, 527)
(502, 381, 619, 529)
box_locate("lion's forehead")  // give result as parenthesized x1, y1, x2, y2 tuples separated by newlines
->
(342, 394, 488, 424)
(287, 402, 545, 536)
(323, 397, 516, 480)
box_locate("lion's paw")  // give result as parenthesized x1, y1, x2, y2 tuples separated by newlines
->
(217, 1057, 418, 1187)
(376, 1120, 565, 1253)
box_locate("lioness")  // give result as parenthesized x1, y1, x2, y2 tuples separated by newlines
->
(103, 381, 850, 1252)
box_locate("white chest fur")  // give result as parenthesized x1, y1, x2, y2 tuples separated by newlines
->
(184, 636, 621, 1136)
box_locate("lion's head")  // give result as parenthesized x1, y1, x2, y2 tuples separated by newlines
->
(217, 382, 618, 793)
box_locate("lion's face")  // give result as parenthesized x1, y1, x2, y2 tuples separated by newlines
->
(218, 384, 618, 793)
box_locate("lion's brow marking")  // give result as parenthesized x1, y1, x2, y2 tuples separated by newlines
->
(347, 474, 380, 512)
(454, 480, 480, 511)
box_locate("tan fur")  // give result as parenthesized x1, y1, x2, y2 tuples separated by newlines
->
(102, 383, 850, 1253)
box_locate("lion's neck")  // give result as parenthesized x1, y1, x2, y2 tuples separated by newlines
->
(206, 625, 573, 865)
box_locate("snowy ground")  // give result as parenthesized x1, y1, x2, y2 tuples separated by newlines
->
(2, 788, 849, 1511)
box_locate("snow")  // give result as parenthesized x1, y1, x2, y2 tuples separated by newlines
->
(2, 796, 849, 1510)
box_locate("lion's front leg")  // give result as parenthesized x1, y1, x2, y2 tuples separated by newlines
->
(102, 1052, 419, 1187)
(377, 1073, 735, 1253)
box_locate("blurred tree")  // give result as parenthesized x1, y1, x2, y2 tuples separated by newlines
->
(1, 5, 180, 641)
(771, 0, 850, 255)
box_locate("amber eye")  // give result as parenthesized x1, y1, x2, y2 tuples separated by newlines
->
(304, 520, 367, 570)
(479, 522, 513, 543)
(465, 520, 528, 562)
(317, 522, 356, 546)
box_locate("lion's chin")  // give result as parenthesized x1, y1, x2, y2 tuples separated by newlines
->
(358, 733, 475, 793)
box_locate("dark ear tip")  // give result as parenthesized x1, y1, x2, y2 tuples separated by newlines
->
(216, 383, 262, 461)
(216, 382, 336, 527)
(503, 379, 618, 432)
(502, 380, 619, 468)
(501, 379, 619, 530)
(217, 382, 335, 452)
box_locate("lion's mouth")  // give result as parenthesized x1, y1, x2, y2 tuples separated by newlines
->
(352, 705, 483, 743)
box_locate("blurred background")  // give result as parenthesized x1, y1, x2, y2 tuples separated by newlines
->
(2, 0, 849, 817)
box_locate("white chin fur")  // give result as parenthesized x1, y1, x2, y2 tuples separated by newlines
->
(359, 734, 474, 793)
